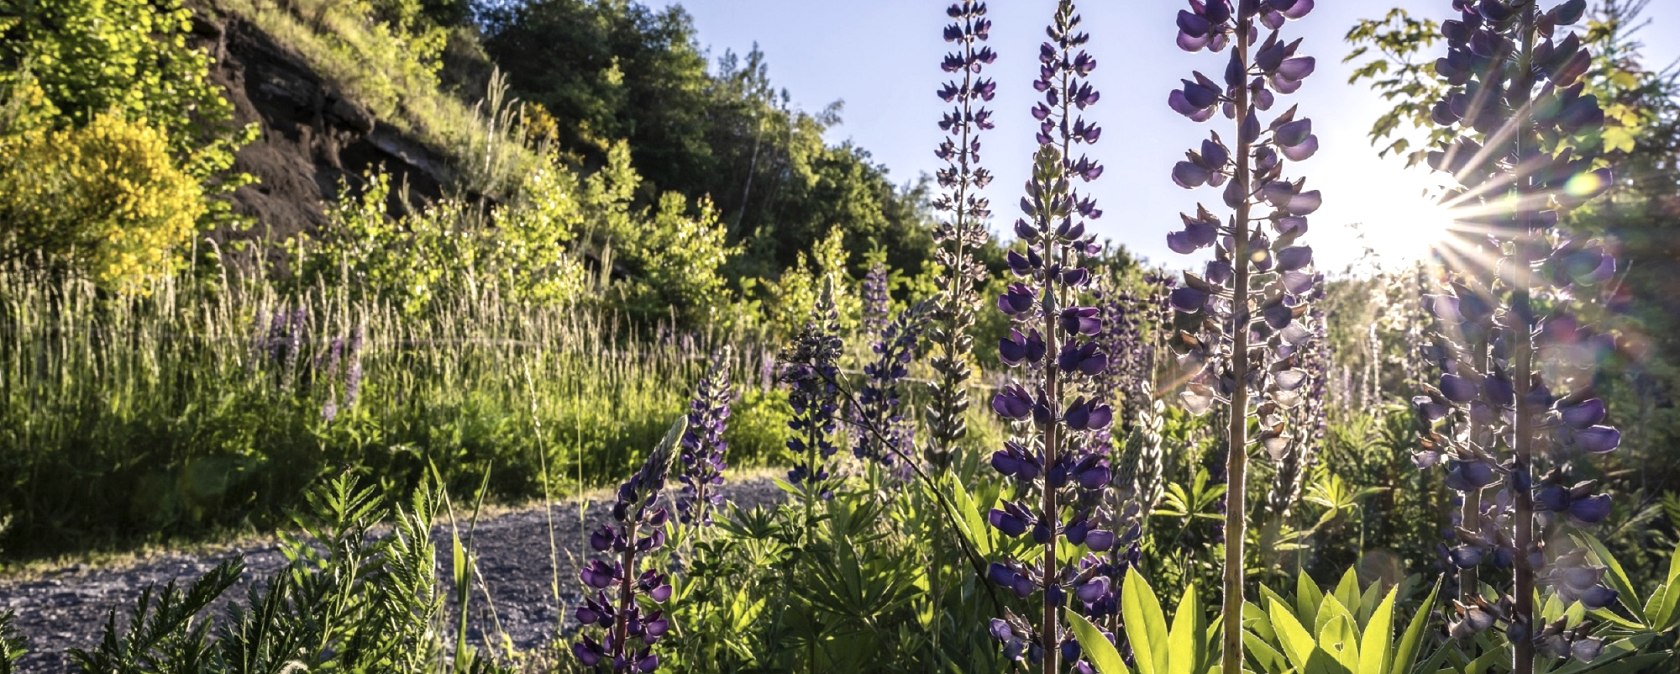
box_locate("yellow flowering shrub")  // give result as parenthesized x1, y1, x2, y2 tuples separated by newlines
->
(0, 113, 205, 292)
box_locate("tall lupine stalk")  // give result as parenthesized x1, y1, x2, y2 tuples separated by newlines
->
(926, 1, 996, 470)
(988, 146, 1117, 674)
(986, 7, 1115, 671)
(1167, 1, 1321, 670)
(852, 302, 931, 468)
(861, 263, 890, 337)
(1410, 0, 1619, 668)
(573, 418, 685, 672)
(676, 348, 732, 527)
(1081, 282, 1162, 641)
(779, 284, 844, 501)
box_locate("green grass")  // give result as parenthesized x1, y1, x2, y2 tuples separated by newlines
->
(0, 256, 785, 559)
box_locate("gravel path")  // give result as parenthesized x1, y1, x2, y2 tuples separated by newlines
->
(0, 477, 784, 672)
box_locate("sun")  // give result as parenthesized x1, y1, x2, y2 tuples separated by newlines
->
(1334, 172, 1461, 271)
(1360, 193, 1457, 265)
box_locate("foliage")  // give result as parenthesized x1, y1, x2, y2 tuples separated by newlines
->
(0, 257, 787, 557)
(0, 0, 246, 192)
(0, 112, 205, 292)
(480, 0, 942, 285)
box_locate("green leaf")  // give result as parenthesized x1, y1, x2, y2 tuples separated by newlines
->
(1333, 567, 1362, 617)
(1069, 611, 1131, 674)
(1268, 596, 1317, 671)
(1167, 583, 1202, 674)
(1123, 568, 1170, 674)
(1243, 630, 1291, 674)
(1391, 578, 1441, 674)
(1316, 596, 1361, 673)
(1296, 571, 1324, 628)
(1358, 587, 1397, 674)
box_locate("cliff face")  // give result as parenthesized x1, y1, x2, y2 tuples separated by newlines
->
(190, 10, 451, 242)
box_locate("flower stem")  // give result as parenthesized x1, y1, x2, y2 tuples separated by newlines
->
(1040, 217, 1063, 674)
(1220, 17, 1253, 674)
(1511, 6, 1538, 671)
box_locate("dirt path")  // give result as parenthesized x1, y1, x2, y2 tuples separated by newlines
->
(0, 477, 784, 672)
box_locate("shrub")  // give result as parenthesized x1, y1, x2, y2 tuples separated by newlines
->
(0, 112, 205, 292)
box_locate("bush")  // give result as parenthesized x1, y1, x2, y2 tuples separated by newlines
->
(0, 113, 205, 291)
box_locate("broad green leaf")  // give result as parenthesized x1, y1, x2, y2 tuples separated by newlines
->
(1167, 583, 1202, 674)
(1069, 611, 1131, 674)
(1246, 599, 1277, 642)
(1317, 605, 1361, 673)
(1296, 572, 1324, 628)
(1268, 596, 1316, 671)
(1333, 567, 1362, 617)
(1654, 581, 1680, 631)
(1124, 567, 1170, 674)
(1357, 587, 1397, 674)
(1243, 630, 1290, 674)
(1541, 593, 1566, 622)
(1306, 647, 1356, 674)
(1357, 579, 1385, 624)
(1391, 578, 1441, 674)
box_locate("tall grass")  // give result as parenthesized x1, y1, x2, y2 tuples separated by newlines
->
(0, 254, 781, 558)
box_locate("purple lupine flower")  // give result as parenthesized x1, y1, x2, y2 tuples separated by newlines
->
(676, 348, 733, 526)
(1267, 303, 1328, 521)
(1412, 2, 1620, 668)
(572, 418, 686, 672)
(986, 27, 1114, 668)
(852, 302, 931, 467)
(927, 0, 996, 469)
(1164, 2, 1323, 671)
(778, 284, 844, 499)
(860, 263, 891, 337)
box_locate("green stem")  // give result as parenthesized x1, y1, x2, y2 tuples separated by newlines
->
(1220, 16, 1254, 674)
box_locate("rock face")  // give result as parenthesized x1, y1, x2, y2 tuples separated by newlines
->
(195, 9, 452, 244)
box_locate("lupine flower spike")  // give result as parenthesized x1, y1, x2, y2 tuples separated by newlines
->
(1410, 0, 1618, 669)
(780, 282, 845, 500)
(987, 4, 1113, 665)
(676, 348, 733, 526)
(853, 301, 932, 468)
(926, 0, 996, 469)
(861, 263, 890, 337)
(573, 417, 686, 672)
(1166, 1, 1322, 671)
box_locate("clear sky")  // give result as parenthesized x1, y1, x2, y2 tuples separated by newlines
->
(646, 0, 1680, 272)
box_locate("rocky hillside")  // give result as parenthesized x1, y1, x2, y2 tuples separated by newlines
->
(189, 8, 457, 241)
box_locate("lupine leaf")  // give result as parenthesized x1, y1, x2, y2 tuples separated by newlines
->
(1268, 596, 1316, 671)
(1295, 572, 1323, 628)
(1317, 600, 1360, 673)
(1123, 567, 1169, 674)
(1166, 583, 1200, 674)
(1390, 578, 1440, 674)
(1332, 568, 1362, 617)
(1356, 586, 1396, 674)
(1068, 611, 1131, 674)
(1243, 629, 1290, 674)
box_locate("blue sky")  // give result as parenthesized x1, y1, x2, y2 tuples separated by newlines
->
(646, 0, 1680, 272)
